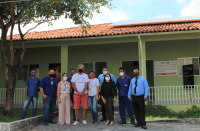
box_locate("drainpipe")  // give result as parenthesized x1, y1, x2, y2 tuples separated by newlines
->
(138, 35, 144, 77)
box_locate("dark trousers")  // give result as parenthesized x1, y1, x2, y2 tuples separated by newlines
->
(131, 95, 146, 126)
(70, 94, 75, 119)
(43, 97, 56, 123)
(119, 96, 135, 122)
(104, 97, 114, 121)
(102, 100, 114, 119)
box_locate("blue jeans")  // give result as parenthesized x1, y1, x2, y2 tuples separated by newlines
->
(119, 96, 135, 122)
(88, 96, 98, 122)
(21, 96, 38, 119)
(43, 97, 56, 123)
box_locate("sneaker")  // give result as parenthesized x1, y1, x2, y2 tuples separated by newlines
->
(73, 121, 79, 126)
(82, 120, 87, 124)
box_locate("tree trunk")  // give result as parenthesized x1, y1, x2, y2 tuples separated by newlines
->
(3, 66, 17, 116)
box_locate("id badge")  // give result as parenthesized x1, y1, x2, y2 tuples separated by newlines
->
(51, 81, 54, 85)
(134, 85, 136, 88)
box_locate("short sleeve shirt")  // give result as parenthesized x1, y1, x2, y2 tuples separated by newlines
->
(39, 76, 59, 98)
(88, 78, 99, 96)
(25, 77, 40, 96)
(71, 73, 89, 94)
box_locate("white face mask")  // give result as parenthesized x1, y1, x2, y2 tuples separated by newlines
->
(63, 77, 68, 81)
(103, 71, 108, 75)
(105, 77, 110, 81)
(120, 72, 124, 76)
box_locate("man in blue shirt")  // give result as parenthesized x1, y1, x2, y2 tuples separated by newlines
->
(116, 67, 135, 125)
(128, 69, 149, 129)
(67, 68, 76, 120)
(21, 68, 40, 119)
(98, 67, 116, 122)
(39, 68, 59, 126)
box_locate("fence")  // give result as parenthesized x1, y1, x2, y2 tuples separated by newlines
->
(148, 85, 200, 105)
(0, 85, 200, 105)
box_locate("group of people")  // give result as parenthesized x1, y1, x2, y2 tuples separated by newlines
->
(21, 64, 149, 129)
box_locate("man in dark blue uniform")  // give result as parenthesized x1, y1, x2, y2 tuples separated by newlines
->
(116, 67, 135, 125)
(39, 68, 59, 126)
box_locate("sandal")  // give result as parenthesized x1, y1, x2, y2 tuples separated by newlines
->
(94, 122, 98, 125)
(90, 121, 95, 124)
(105, 120, 110, 125)
(109, 121, 114, 126)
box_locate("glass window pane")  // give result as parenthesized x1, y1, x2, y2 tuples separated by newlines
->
(17, 65, 28, 81)
(192, 58, 199, 75)
(82, 63, 93, 75)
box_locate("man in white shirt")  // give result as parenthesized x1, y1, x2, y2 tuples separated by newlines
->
(71, 64, 89, 125)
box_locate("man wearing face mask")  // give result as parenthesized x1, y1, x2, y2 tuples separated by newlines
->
(67, 69, 76, 120)
(39, 68, 59, 126)
(116, 67, 135, 125)
(98, 67, 116, 122)
(128, 69, 149, 129)
(71, 64, 89, 126)
(21, 68, 40, 119)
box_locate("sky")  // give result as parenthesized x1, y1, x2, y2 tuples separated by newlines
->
(7, 0, 200, 35)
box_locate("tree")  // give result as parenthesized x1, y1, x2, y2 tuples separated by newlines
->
(0, 0, 111, 116)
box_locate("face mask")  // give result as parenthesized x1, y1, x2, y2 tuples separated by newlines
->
(134, 73, 139, 77)
(90, 75, 95, 78)
(103, 71, 107, 75)
(105, 77, 110, 81)
(49, 74, 54, 78)
(71, 73, 75, 76)
(120, 72, 124, 76)
(31, 73, 36, 77)
(78, 69, 83, 73)
(63, 77, 67, 80)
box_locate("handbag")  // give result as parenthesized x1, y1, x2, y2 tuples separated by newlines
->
(98, 94, 103, 105)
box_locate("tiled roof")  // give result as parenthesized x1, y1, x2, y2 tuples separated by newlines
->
(9, 21, 200, 41)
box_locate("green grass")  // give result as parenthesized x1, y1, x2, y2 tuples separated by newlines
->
(0, 109, 43, 123)
(127, 116, 178, 123)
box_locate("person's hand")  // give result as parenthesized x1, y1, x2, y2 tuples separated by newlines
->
(102, 98, 106, 104)
(58, 99, 61, 103)
(80, 92, 84, 96)
(95, 96, 98, 101)
(43, 95, 48, 99)
(144, 97, 148, 101)
(25, 96, 28, 100)
(112, 97, 117, 102)
(129, 98, 133, 102)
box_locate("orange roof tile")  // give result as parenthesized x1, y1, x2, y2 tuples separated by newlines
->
(7, 21, 200, 41)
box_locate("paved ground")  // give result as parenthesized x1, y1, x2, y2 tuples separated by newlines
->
(28, 110, 200, 131)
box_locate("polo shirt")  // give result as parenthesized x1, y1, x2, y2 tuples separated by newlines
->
(116, 75, 131, 96)
(128, 76, 149, 98)
(25, 77, 40, 96)
(39, 76, 59, 98)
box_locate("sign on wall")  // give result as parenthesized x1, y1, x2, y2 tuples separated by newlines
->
(154, 60, 177, 76)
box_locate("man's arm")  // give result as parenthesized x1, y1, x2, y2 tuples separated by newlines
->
(25, 86, 28, 100)
(144, 79, 149, 99)
(72, 82, 80, 94)
(40, 87, 47, 99)
(128, 80, 132, 99)
(81, 82, 89, 94)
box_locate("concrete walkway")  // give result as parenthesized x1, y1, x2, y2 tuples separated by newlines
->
(28, 110, 200, 131)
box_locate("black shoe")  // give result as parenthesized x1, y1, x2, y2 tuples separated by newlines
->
(135, 123, 142, 127)
(131, 122, 135, 125)
(100, 118, 107, 122)
(48, 121, 56, 124)
(118, 120, 126, 124)
(44, 122, 49, 126)
(142, 125, 147, 129)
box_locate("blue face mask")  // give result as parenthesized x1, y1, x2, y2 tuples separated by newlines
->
(71, 73, 75, 76)
(31, 73, 36, 77)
